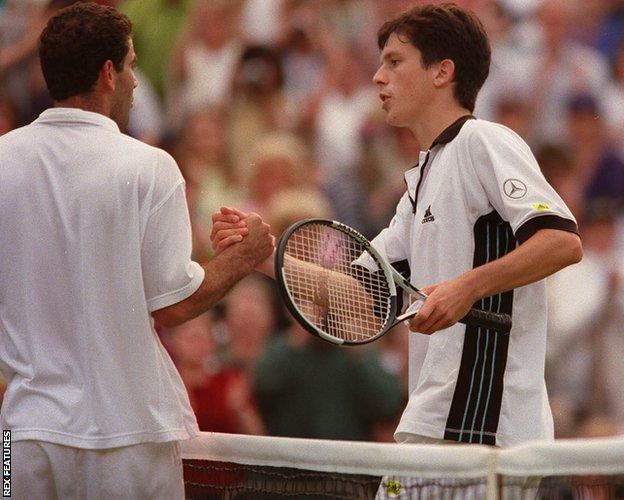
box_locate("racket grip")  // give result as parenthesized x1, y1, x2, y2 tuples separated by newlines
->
(461, 309, 512, 334)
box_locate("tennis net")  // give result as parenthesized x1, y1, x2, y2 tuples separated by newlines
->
(181, 432, 624, 499)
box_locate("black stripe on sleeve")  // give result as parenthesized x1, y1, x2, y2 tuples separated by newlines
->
(515, 215, 578, 244)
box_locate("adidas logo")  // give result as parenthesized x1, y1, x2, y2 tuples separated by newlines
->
(421, 205, 435, 224)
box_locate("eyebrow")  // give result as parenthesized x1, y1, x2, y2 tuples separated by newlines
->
(380, 51, 402, 63)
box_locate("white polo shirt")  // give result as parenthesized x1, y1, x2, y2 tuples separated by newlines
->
(371, 116, 577, 447)
(0, 108, 203, 449)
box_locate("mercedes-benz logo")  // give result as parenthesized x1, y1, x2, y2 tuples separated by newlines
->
(503, 179, 527, 199)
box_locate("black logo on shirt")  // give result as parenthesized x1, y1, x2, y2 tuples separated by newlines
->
(503, 179, 527, 199)
(421, 205, 435, 224)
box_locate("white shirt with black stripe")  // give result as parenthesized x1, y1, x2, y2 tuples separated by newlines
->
(371, 116, 577, 447)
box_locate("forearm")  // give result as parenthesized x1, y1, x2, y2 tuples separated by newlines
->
(462, 229, 582, 301)
(152, 251, 255, 327)
(255, 251, 276, 279)
(154, 210, 274, 327)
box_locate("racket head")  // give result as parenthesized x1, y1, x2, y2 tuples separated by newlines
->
(275, 218, 398, 345)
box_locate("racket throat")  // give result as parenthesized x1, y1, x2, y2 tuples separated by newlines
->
(396, 299, 425, 321)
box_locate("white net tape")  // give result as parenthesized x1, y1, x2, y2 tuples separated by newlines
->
(182, 432, 624, 499)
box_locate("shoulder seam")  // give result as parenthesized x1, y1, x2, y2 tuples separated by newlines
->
(148, 179, 185, 217)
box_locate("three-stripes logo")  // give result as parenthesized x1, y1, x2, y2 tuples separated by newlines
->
(421, 205, 435, 224)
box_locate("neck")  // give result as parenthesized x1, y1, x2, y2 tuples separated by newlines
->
(55, 94, 112, 119)
(408, 100, 471, 150)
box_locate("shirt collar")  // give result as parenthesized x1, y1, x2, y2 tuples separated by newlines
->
(404, 114, 476, 180)
(430, 114, 475, 148)
(36, 107, 120, 133)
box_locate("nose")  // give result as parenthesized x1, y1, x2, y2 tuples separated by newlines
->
(372, 66, 386, 86)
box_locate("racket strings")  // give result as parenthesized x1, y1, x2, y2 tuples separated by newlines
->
(283, 224, 392, 342)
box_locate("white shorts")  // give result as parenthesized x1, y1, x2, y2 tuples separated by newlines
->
(11, 440, 184, 500)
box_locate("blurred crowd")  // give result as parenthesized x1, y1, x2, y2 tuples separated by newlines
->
(1, 0, 624, 442)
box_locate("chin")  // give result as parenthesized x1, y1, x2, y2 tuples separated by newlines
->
(385, 112, 407, 128)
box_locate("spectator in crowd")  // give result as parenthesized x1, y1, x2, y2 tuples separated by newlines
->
(278, 1, 334, 135)
(524, 0, 610, 146)
(126, 67, 167, 146)
(120, 0, 195, 99)
(573, 0, 624, 63)
(313, 45, 377, 231)
(239, 132, 312, 217)
(265, 186, 333, 237)
(0, 0, 72, 124)
(603, 38, 624, 156)
(537, 143, 584, 219)
(565, 93, 624, 213)
(254, 318, 405, 441)
(360, 116, 420, 236)
(167, 312, 265, 434)
(473, 0, 534, 129)
(227, 44, 289, 180)
(240, 0, 285, 46)
(219, 274, 280, 373)
(174, 109, 243, 259)
(494, 97, 533, 142)
(168, 0, 243, 129)
(546, 195, 624, 432)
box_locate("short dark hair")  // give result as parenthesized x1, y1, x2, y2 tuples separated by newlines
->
(238, 45, 285, 90)
(39, 2, 132, 101)
(377, 3, 490, 111)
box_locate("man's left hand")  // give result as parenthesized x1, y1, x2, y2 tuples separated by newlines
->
(408, 277, 478, 335)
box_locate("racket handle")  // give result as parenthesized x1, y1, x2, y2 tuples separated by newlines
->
(461, 309, 512, 334)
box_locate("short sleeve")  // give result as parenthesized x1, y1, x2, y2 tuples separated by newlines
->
(467, 123, 578, 243)
(141, 155, 204, 312)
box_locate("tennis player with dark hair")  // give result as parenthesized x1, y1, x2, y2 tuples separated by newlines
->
(213, 0, 582, 453)
(0, 3, 272, 499)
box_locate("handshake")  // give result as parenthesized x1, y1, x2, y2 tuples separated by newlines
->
(210, 206, 275, 276)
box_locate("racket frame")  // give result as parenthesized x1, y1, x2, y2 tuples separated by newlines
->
(275, 218, 399, 345)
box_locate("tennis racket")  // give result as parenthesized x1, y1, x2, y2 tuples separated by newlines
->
(275, 218, 512, 345)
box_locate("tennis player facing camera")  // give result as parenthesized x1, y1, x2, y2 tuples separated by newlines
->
(213, 2, 582, 452)
(0, 3, 272, 499)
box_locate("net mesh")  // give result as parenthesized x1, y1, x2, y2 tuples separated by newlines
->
(281, 222, 392, 343)
(184, 460, 381, 499)
(181, 432, 624, 499)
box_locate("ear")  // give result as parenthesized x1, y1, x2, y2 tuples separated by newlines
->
(98, 60, 116, 92)
(432, 59, 455, 88)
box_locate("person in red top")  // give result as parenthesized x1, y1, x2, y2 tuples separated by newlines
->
(167, 313, 265, 435)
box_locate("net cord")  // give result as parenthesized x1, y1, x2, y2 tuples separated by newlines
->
(181, 432, 624, 500)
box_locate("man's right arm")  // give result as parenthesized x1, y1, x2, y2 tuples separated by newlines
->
(152, 214, 273, 327)
(211, 207, 277, 278)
